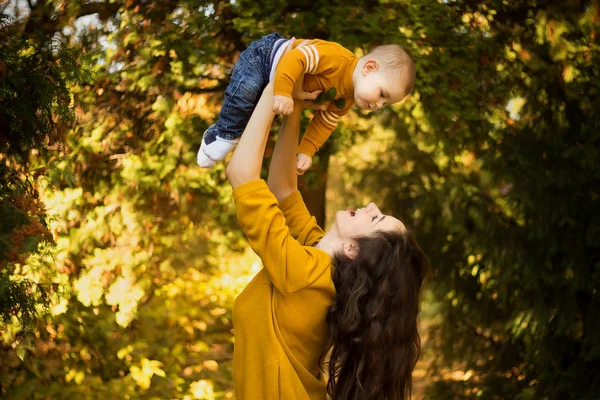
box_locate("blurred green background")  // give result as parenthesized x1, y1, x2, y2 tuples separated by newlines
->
(1, 0, 599, 398)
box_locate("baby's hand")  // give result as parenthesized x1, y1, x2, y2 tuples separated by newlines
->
(296, 153, 313, 175)
(273, 95, 294, 115)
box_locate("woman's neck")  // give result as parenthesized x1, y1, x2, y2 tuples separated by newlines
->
(315, 230, 343, 258)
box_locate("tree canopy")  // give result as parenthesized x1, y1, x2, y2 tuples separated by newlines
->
(1, 0, 599, 399)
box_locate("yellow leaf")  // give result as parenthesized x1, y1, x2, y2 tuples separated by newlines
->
(203, 360, 218, 371)
(130, 359, 166, 390)
(189, 380, 215, 400)
(117, 345, 133, 360)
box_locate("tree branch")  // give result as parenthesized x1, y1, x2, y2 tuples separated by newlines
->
(77, 1, 122, 21)
(22, 0, 123, 38)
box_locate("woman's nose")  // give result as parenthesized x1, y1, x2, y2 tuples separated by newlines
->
(366, 202, 379, 213)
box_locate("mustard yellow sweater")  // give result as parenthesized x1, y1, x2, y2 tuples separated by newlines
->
(273, 39, 358, 158)
(232, 179, 335, 399)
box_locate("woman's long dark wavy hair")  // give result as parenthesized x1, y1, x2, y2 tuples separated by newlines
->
(320, 229, 431, 400)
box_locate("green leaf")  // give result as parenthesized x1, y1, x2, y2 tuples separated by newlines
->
(334, 98, 346, 109)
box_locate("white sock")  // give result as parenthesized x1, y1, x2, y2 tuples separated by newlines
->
(197, 141, 216, 167)
(197, 136, 239, 168)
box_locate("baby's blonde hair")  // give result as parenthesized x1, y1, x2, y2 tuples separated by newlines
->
(364, 44, 416, 97)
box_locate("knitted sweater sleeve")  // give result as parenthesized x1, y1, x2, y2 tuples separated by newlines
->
(233, 180, 331, 294)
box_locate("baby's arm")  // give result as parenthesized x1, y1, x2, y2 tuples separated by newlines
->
(273, 41, 306, 115)
(273, 40, 334, 115)
(295, 105, 351, 173)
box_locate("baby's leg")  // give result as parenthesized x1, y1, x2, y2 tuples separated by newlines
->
(198, 53, 267, 167)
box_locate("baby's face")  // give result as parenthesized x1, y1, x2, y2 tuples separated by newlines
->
(353, 62, 407, 111)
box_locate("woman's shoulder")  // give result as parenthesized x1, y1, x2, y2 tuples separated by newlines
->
(232, 179, 270, 202)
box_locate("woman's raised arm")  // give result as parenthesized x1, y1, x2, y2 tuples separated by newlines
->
(226, 82, 276, 189)
(267, 104, 302, 202)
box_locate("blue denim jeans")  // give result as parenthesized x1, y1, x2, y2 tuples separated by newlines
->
(203, 32, 284, 144)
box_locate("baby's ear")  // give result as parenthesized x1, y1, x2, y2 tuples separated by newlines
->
(363, 59, 379, 74)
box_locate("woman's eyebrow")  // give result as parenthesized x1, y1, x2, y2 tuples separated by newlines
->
(374, 215, 386, 225)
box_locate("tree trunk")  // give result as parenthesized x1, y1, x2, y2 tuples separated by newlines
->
(299, 149, 331, 228)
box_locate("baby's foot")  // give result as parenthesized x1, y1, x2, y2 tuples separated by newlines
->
(197, 136, 240, 168)
(197, 140, 216, 167)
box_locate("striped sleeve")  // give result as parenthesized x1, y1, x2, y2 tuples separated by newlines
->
(320, 109, 342, 128)
(295, 44, 321, 74)
(273, 41, 330, 98)
(297, 105, 350, 158)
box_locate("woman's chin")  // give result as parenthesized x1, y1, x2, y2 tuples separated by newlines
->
(336, 210, 351, 219)
(333, 211, 345, 228)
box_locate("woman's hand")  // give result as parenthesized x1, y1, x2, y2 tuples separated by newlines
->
(293, 98, 331, 112)
(292, 71, 331, 111)
(291, 65, 331, 111)
(291, 71, 322, 104)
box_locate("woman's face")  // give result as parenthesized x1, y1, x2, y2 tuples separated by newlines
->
(334, 202, 406, 239)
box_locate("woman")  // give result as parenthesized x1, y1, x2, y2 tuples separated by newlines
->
(226, 77, 430, 399)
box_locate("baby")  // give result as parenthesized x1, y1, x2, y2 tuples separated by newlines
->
(197, 33, 416, 174)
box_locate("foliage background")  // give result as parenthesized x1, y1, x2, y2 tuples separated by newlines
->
(1, 0, 599, 399)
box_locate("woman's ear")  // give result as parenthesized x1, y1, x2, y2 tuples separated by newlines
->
(342, 241, 358, 260)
